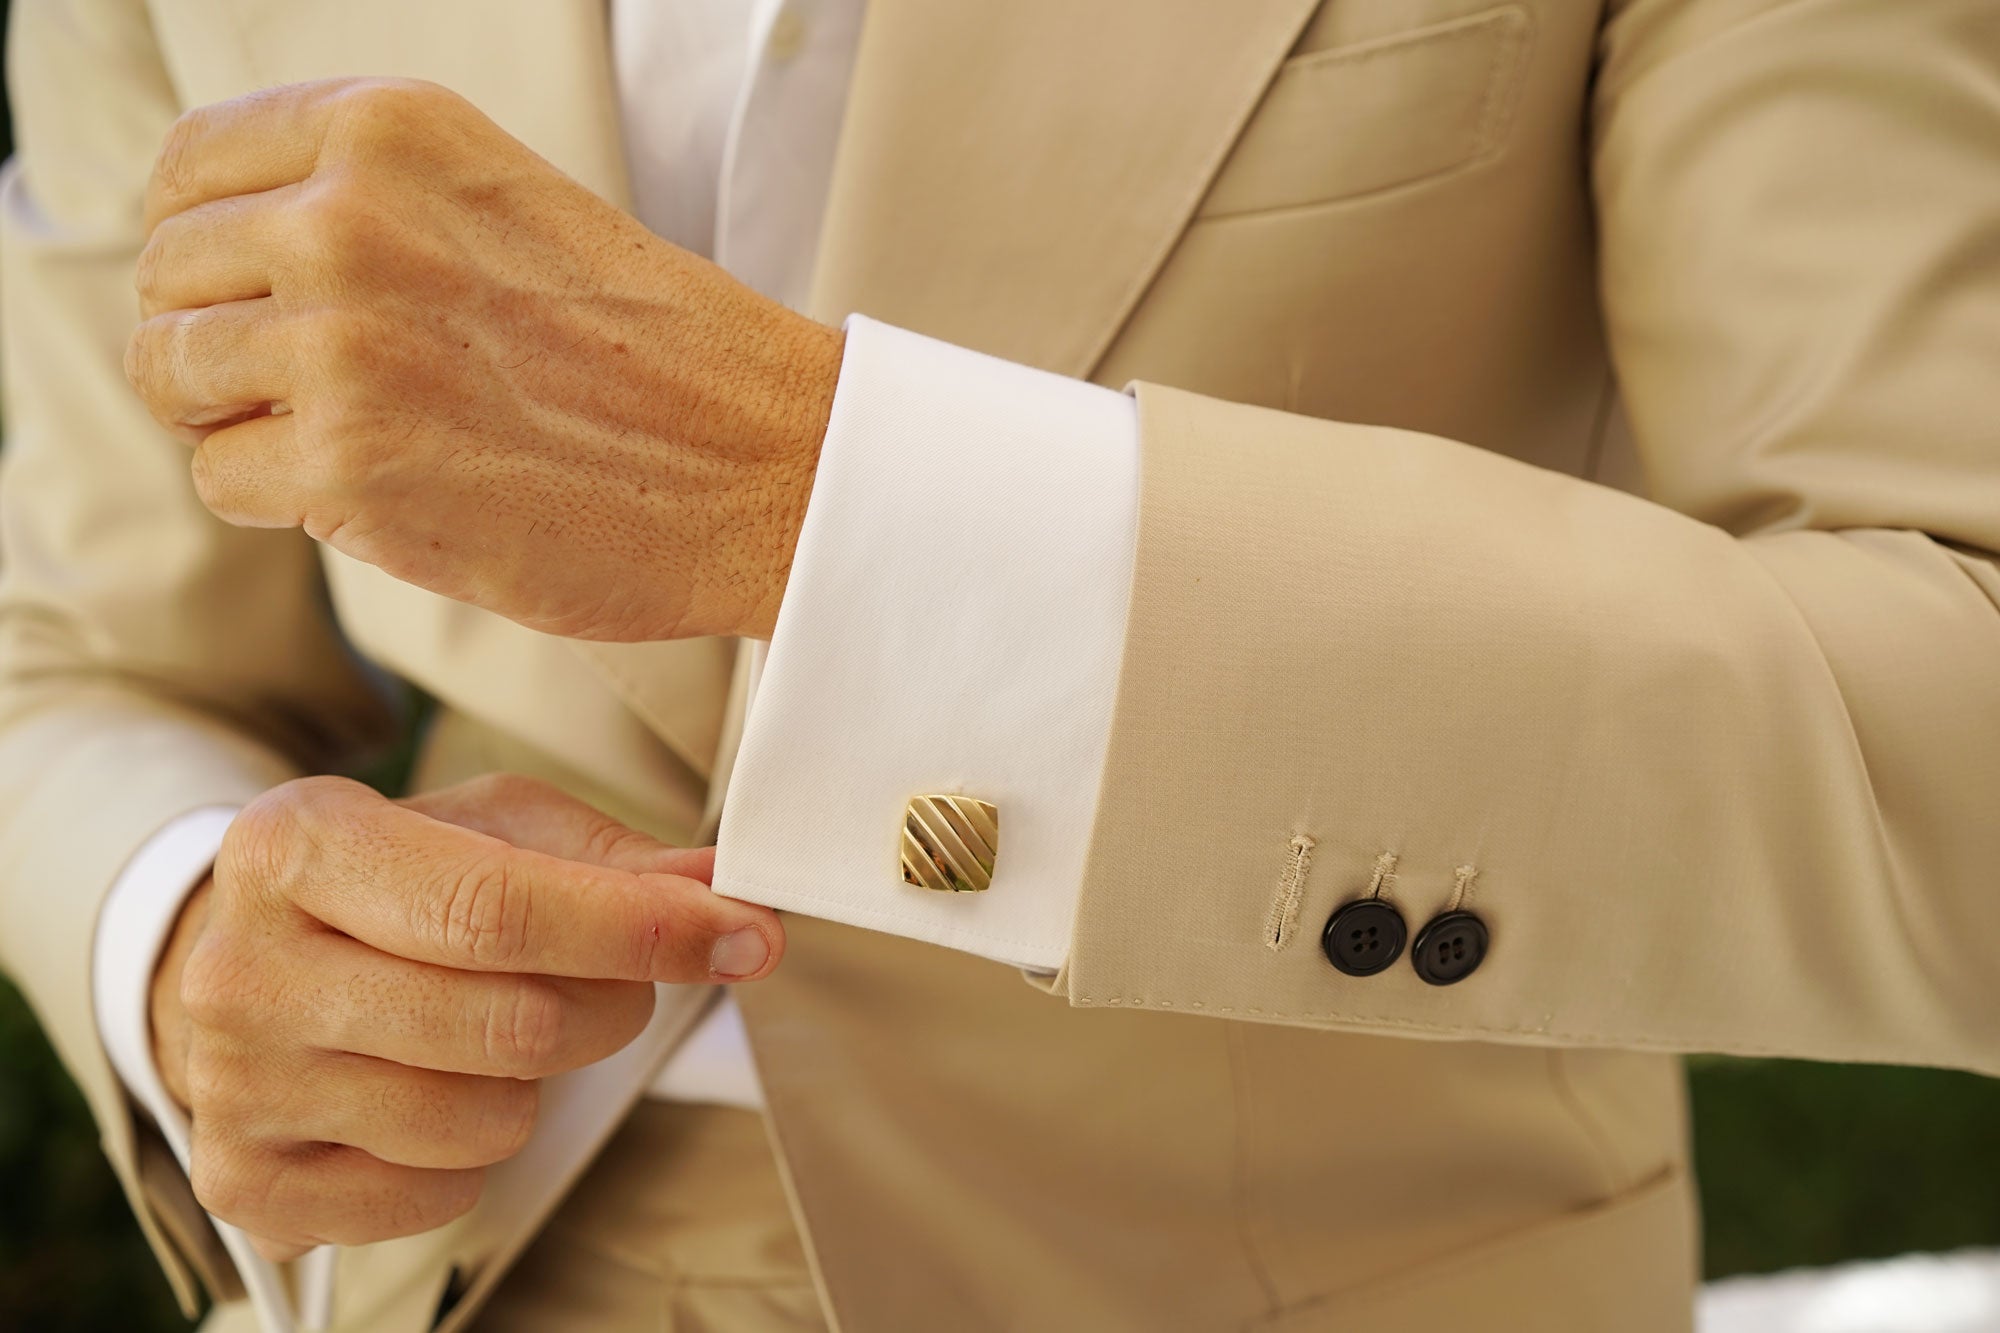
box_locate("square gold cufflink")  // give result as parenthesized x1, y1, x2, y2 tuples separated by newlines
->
(901, 795, 999, 892)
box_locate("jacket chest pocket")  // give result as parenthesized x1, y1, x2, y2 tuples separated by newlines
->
(1197, 5, 1535, 219)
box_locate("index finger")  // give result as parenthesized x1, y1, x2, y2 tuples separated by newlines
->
(284, 798, 781, 984)
(144, 79, 357, 234)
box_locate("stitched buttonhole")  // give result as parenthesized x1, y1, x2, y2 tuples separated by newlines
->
(1265, 834, 1318, 951)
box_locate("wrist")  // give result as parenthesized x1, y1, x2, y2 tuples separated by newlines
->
(738, 318, 844, 640)
(148, 874, 214, 1114)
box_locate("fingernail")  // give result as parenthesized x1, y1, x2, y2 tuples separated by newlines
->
(710, 927, 770, 978)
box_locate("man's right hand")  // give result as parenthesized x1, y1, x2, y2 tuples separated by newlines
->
(145, 773, 782, 1260)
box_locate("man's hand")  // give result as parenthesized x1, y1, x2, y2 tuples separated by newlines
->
(124, 78, 844, 642)
(146, 773, 782, 1259)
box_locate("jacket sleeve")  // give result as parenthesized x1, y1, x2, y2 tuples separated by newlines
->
(0, 0, 395, 1308)
(1050, 0, 2000, 1076)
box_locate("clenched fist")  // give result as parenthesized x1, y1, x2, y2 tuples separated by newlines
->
(124, 77, 844, 642)
(147, 774, 782, 1258)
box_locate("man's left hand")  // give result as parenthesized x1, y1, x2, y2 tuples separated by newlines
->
(126, 77, 844, 642)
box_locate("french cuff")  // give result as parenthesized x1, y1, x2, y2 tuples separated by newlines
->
(93, 806, 334, 1333)
(711, 315, 1140, 974)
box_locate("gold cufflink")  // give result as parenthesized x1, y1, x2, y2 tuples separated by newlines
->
(901, 794, 999, 892)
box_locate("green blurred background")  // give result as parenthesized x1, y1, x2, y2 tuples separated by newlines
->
(1, 4, 1998, 1329)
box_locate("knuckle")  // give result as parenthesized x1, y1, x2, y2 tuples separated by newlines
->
(429, 858, 529, 968)
(483, 979, 566, 1076)
(161, 311, 214, 401)
(472, 1079, 540, 1163)
(123, 324, 159, 397)
(123, 313, 197, 408)
(221, 789, 302, 894)
(150, 110, 206, 205)
(132, 235, 167, 307)
(300, 320, 396, 472)
(302, 177, 384, 263)
(332, 78, 452, 142)
(188, 1141, 266, 1225)
(424, 1167, 486, 1231)
(181, 1042, 235, 1114)
(177, 942, 238, 1029)
(580, 818, 652, 869)
(283, 773, 369, 825)
(187, 442, 229, 513)
(222, 777, 366, 902)
(354, 1164, 484, 1244)
(228, 784, 297, 848)
(273, 776, 370, 858)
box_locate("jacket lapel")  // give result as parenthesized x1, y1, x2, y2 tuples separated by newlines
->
(809, 0, 1325, 378)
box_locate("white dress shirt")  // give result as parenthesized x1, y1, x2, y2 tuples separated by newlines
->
(92, 0, 1140, 1326)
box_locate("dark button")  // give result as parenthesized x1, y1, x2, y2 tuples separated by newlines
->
(1321, 899, 1407, 977)
(1412, 911, 1489, 985)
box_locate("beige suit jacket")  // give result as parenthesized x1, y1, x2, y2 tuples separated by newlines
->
(3, 0, 1996, 1328)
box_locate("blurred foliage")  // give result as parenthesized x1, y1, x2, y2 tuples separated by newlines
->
(1692, 1056, 2000, 1278)
(0, 975, 189, 1331)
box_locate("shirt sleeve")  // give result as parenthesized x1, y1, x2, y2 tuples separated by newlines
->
(711, 315, 1140, 973)
(92, 807, 332, 1333)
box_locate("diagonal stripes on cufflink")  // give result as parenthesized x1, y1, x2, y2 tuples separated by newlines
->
(901, 794, 999, 892)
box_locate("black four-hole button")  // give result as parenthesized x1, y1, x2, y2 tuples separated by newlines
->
(1321, 899, 1407, 977)
(1411, 911, 1488, 986)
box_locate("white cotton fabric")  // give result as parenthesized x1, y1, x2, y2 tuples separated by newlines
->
(713, 317, 1138, 974)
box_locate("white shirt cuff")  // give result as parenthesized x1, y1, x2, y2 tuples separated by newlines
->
(643, 991, 764, 1109)
(712, 316, 1140, 973)
(92, 807, 329, 1333)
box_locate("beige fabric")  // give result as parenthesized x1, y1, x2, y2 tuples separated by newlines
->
(739, 912, 1695, 1332)
(199, 1102, 824, 1333)
(468, 1101, 825, 1333)
(1050, 0, 2000, 1077)
(4, 0, 1994, 1327)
